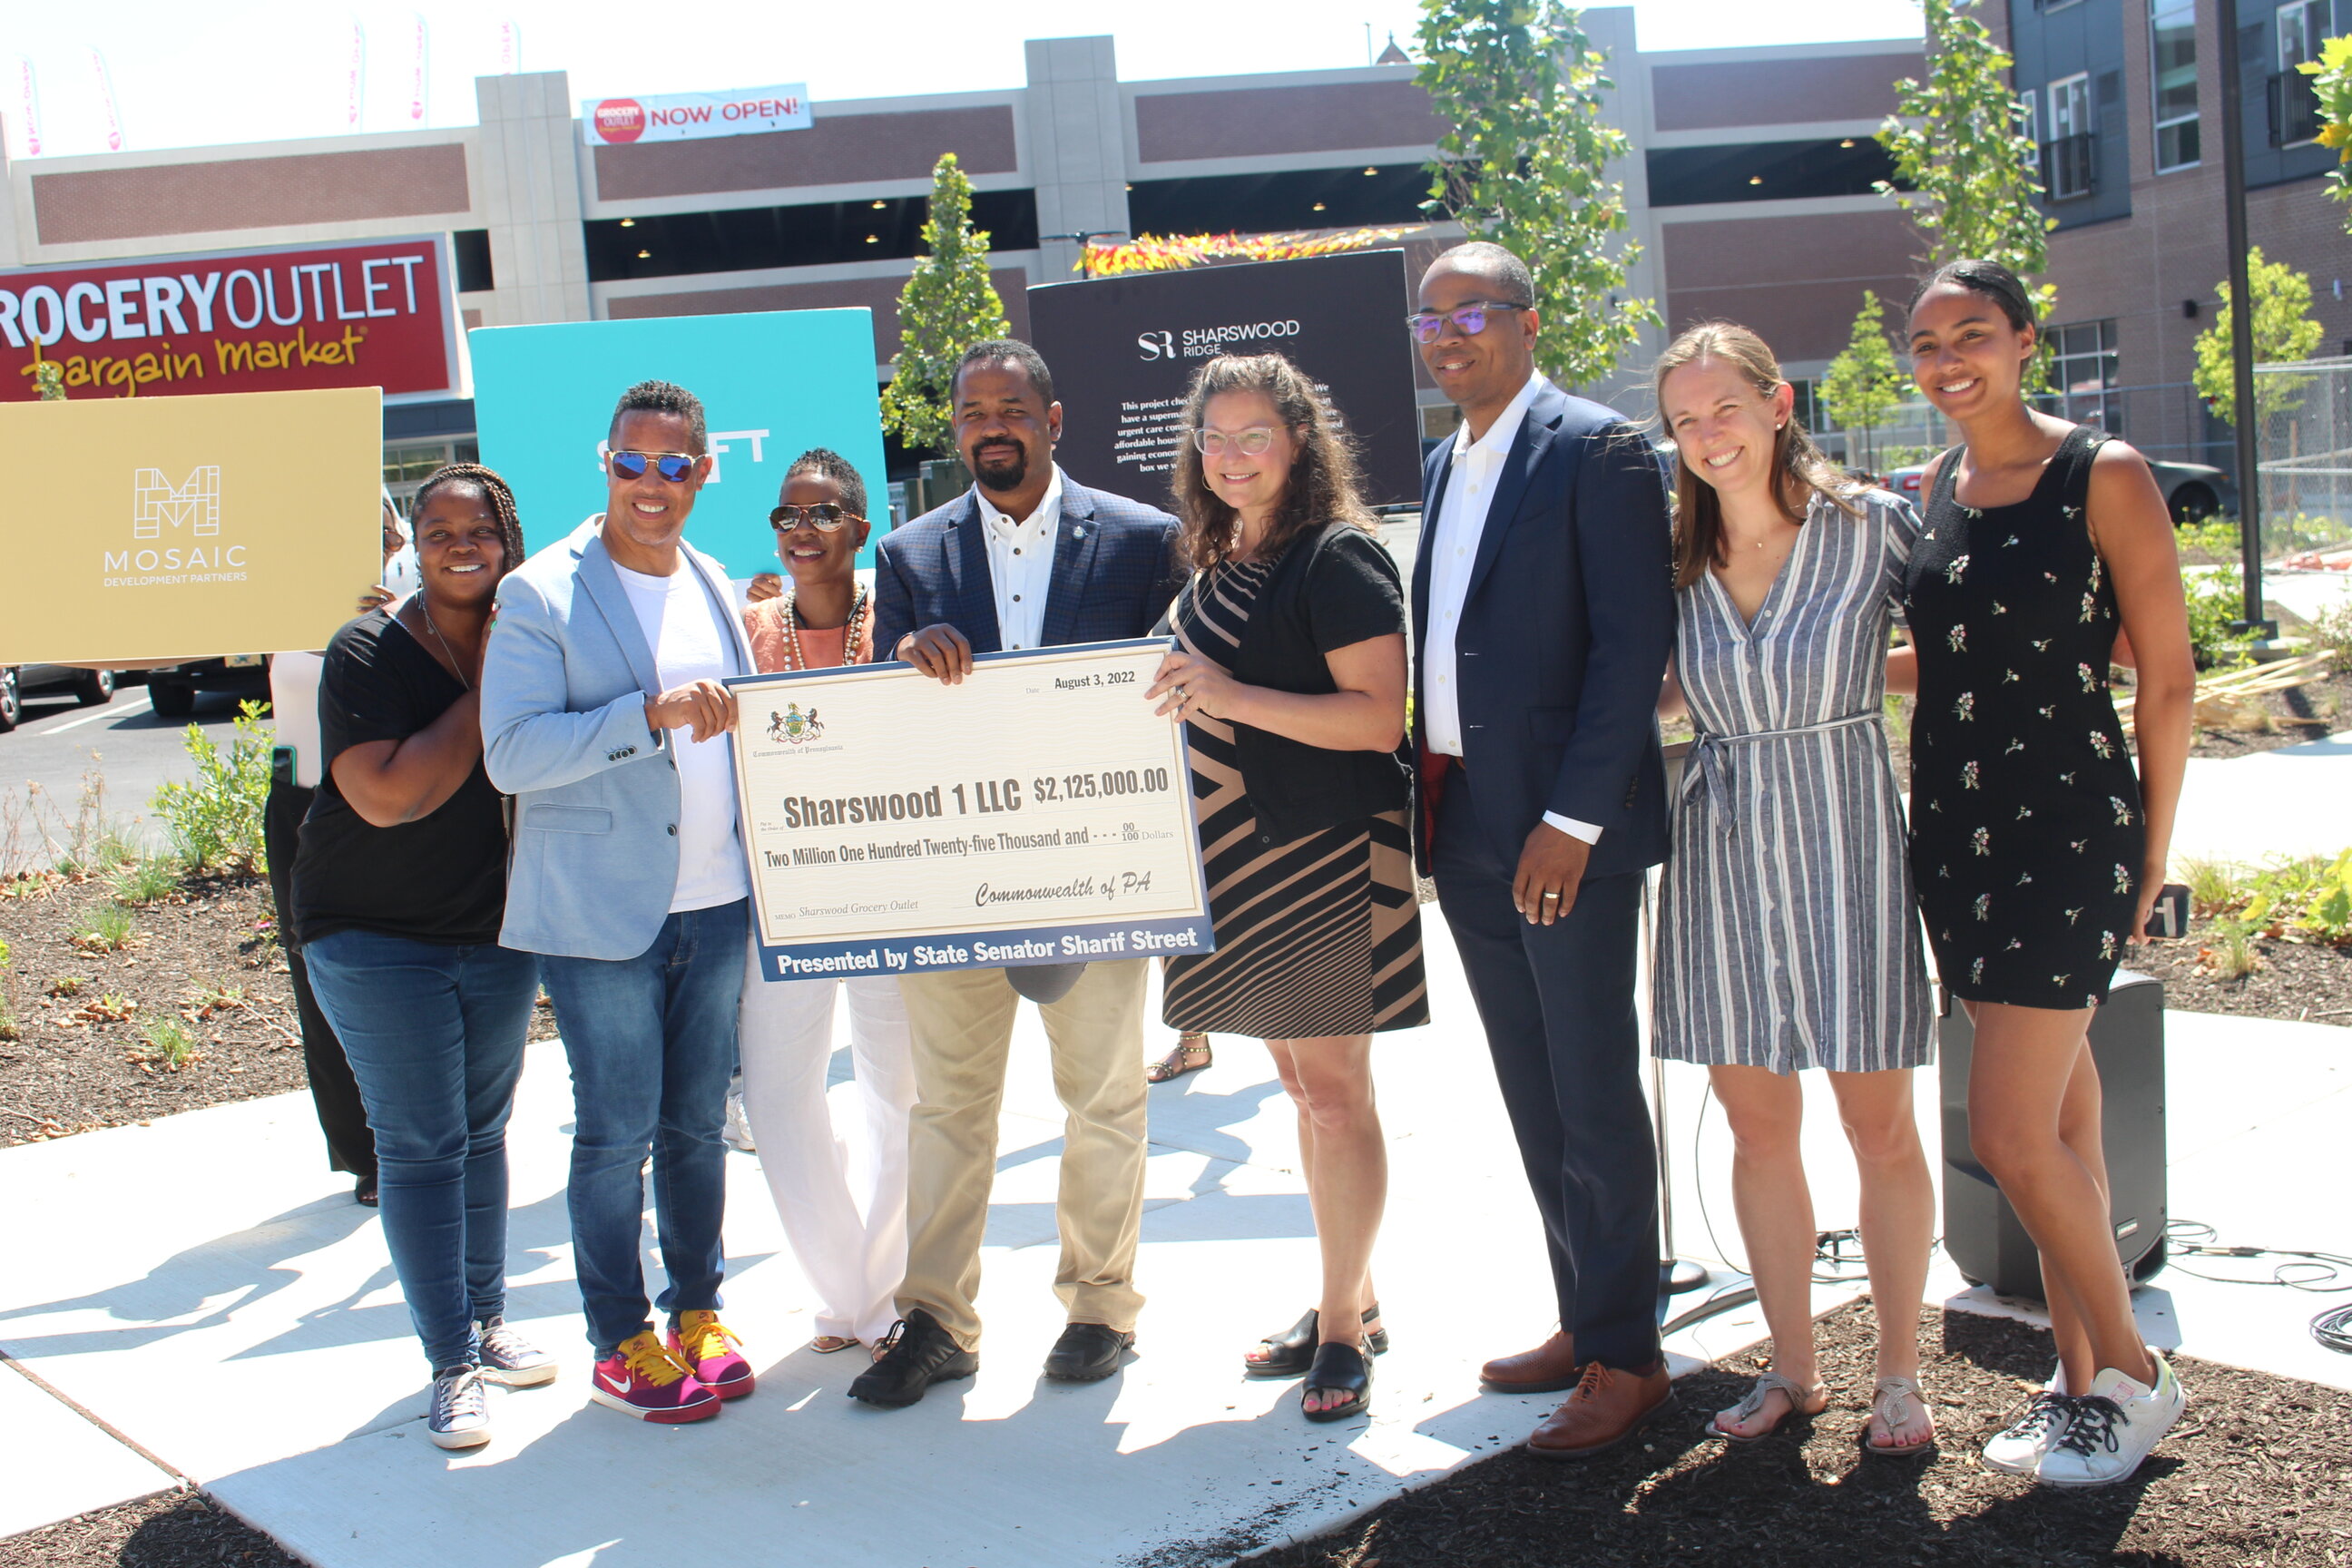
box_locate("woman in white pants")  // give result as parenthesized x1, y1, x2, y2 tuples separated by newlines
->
(737, 449, 916, 1353)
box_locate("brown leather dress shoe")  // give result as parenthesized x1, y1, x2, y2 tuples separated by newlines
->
(1526, 1360, 1674, 1459)
(1480, 1329, 1579, 1394)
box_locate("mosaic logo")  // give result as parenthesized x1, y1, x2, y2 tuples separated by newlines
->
(104, 464, 245, 583)
(132, 466, 220, 537)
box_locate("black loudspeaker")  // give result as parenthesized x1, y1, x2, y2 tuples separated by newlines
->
(1938, 969, 2169, 1298)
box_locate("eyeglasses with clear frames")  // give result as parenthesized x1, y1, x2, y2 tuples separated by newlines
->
(1404, 300, 1533, 344)
(1191, 426, 1280, 457)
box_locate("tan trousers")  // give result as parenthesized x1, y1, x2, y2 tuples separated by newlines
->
(895, 958, 1150, 1348)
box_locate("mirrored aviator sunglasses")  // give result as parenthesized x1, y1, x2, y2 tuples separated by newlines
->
(769, 504, 859, 533)
(608, 450, 699, 482)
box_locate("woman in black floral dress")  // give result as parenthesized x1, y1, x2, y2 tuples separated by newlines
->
(1903, 261, 2193, 1489)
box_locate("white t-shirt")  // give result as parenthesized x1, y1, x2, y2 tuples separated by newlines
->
(612, 559, 749, 913)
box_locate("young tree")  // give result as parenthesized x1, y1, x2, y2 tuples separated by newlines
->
(1819, 291, 1906, 473)
(2300, 35, 2352, 229)
(2192, 246, 2327, 429)
(880, 153, 1011, 454)
(1416, 0, 1657, 389)
(1876, 0, 2055, 323)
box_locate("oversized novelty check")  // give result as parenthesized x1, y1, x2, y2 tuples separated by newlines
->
(727, 639, 1215, 981)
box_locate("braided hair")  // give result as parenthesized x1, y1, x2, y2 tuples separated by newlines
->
(784, 446, 867, 518)
(409, 464, 527, 577)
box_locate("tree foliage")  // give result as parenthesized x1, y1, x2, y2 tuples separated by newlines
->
(1876, 0, 2055, 324)
(2300, 34, 2352, 228)
(2192, 247, 2327, 430)
(1819, 291, 1907, 471)
(1416, 0, 1656, 388)
(881, 153, 1011, 454)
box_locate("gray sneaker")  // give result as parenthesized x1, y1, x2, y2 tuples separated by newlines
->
(427, 1364, 491, 1449)
(1982, 1389, 2073, 1475)
(477, 1317, 558, 1387)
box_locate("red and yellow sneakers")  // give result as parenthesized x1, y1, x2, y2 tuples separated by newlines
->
(588, 1330, 719, 1424)
(667, 1310, 755, 1400)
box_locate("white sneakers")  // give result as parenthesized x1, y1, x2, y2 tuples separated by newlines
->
(2034, 1354, 2185, 1487)
(427, 1365, 491, 1449)
(722, 1075, 758, 1153)
(1983, 1353, 2184, 1487)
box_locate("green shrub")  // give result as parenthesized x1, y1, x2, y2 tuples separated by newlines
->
(2202, 917, 2263, 980)
(69, 904, 135, 953)
(151, 701, 272, 874)
(2179, 857, 2248, 916)
(2183, 567, 2254, 671)
(2310, 595, 2352, 679)
(2294, 849, 2352, 946)
(137, 1017, 198, 1070)
(2175, 518, 2241, 566)
(109, 857, 183, 907)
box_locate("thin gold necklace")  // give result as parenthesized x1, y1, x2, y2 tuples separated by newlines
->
(415, 596, 474, 691)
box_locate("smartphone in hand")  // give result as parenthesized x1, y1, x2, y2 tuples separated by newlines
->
(2142, 883, 2191, 939)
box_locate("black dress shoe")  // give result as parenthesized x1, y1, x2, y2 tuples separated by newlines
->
(848, 1308, 977, 1407)
(1043, 1321, 1134, 1382)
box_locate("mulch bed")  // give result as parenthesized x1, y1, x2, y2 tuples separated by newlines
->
(0, 1490, 299, 1568)
(2132, 919, 2352, 1029)
(0, 869, 306, 1144)
(2180, 670, 2351, 760)
(0, 864, 561, 1146)
(1252, 1299, 2352, 1568)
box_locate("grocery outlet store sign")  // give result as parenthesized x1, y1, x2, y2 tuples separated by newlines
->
(582, 84, 812, 144)
(0, 235, 466, 404)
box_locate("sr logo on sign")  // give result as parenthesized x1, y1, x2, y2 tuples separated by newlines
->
(1136, 330, 1175, 362)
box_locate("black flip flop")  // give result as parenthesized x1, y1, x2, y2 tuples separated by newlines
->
(1301, 1340, 1373, 1424)
(1244, 1305, 1389, 1377)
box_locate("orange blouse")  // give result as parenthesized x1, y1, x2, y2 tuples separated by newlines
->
(742, 594, 874, 674)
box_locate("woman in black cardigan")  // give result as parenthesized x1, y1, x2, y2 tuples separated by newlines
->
(1145, 352, 1429, 1423)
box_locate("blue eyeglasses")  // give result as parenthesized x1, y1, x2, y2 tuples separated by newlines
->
(1404, 300, 1533, 344)
(607, 449, 699, 482)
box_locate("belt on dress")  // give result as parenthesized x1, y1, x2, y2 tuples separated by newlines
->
(1681, 709, 1884, 816)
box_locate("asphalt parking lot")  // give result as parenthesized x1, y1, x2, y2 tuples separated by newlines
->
(1, 678, 262, 858)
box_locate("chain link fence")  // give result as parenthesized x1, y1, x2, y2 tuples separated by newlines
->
(2257, 357, 2352, 566)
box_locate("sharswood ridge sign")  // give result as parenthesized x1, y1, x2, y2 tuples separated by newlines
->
(0, 234, 466, 404)
(582, 84, 813, 145)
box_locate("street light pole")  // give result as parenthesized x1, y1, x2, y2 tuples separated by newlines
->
(1044, 230, 1129, 280)
(2216, 0, 2277, 637)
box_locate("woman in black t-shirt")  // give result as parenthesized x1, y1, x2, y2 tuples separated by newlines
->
(293, 465, 552, 1451)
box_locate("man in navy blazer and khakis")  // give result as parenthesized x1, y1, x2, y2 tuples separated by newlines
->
(850, 339, 1181, 1406)
(1409, 243, 1679, 1457)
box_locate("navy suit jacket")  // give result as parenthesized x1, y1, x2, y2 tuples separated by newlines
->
(1411, 380, 1676, 880)
(873, 475, 1181, 657)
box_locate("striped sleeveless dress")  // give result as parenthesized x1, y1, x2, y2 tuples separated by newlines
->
(1651, 489, 1934, 1073)
(1161, 559, 1429, 1038)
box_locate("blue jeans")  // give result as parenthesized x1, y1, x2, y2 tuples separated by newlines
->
(302, 930, 540, 1371)
(539, 899, 747, 1357)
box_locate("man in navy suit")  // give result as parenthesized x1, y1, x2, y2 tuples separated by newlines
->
(851, 339, 1181, 1406)
(1410, 242, 1678, 1456)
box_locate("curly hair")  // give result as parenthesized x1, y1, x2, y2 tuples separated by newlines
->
(609, 378, 708, 454)
(784, 446, 867, 518)
(1170, 352, 1376, 571)
(409, 463, 528, 578)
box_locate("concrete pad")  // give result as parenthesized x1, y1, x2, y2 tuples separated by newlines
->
(0, 1364, 174, 1537)
(2171, 730, 2352, 868)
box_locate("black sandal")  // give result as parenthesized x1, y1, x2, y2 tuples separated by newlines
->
(1243, 1305, 1388, 1377)
(1301, 1340, 1373, 1423)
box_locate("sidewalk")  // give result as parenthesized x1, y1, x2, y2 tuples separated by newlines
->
(5, 918, 2349, 1565)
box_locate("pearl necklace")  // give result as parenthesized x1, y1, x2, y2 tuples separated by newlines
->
(776, 582, 870, 671)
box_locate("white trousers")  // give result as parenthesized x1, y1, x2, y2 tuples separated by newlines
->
(736, 938, 916, 1345)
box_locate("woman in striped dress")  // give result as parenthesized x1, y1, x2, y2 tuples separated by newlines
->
(1145, 352, 1426, 1423)
(1650, 324, 1937, 1455)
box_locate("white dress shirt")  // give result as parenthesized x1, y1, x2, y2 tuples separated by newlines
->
(973, 465, 1064, 652)
(1423, 371, 1602, 845)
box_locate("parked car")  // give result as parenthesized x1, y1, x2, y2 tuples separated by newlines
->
(146, 655, 270, 719)
(1883, 455, 2235, 524)
(0, 662, 121, 732)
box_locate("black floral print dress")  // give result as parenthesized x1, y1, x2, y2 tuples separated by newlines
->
(1905, 426, 2144, 1009)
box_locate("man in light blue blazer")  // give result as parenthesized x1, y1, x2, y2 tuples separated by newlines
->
(480, 379, 760, 1426)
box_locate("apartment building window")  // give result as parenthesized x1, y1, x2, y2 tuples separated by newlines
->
(2273, 0, 2328, 146)
(2019, 88, 2039, 151)
(2043, 74, 2098, 200)
(2150, 0, 2200, 172)
(2049, 320, 2121, 432)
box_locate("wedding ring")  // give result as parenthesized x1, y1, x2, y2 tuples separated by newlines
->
(1542, 891, 1561, 901)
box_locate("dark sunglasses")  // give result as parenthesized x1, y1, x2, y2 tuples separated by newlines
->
(607, 449, 700, 482)
(769, 504, 863, 533)
(1404, 300, 1532, 344)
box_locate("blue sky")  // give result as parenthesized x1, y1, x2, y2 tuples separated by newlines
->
(5, 1, 1925, 162)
